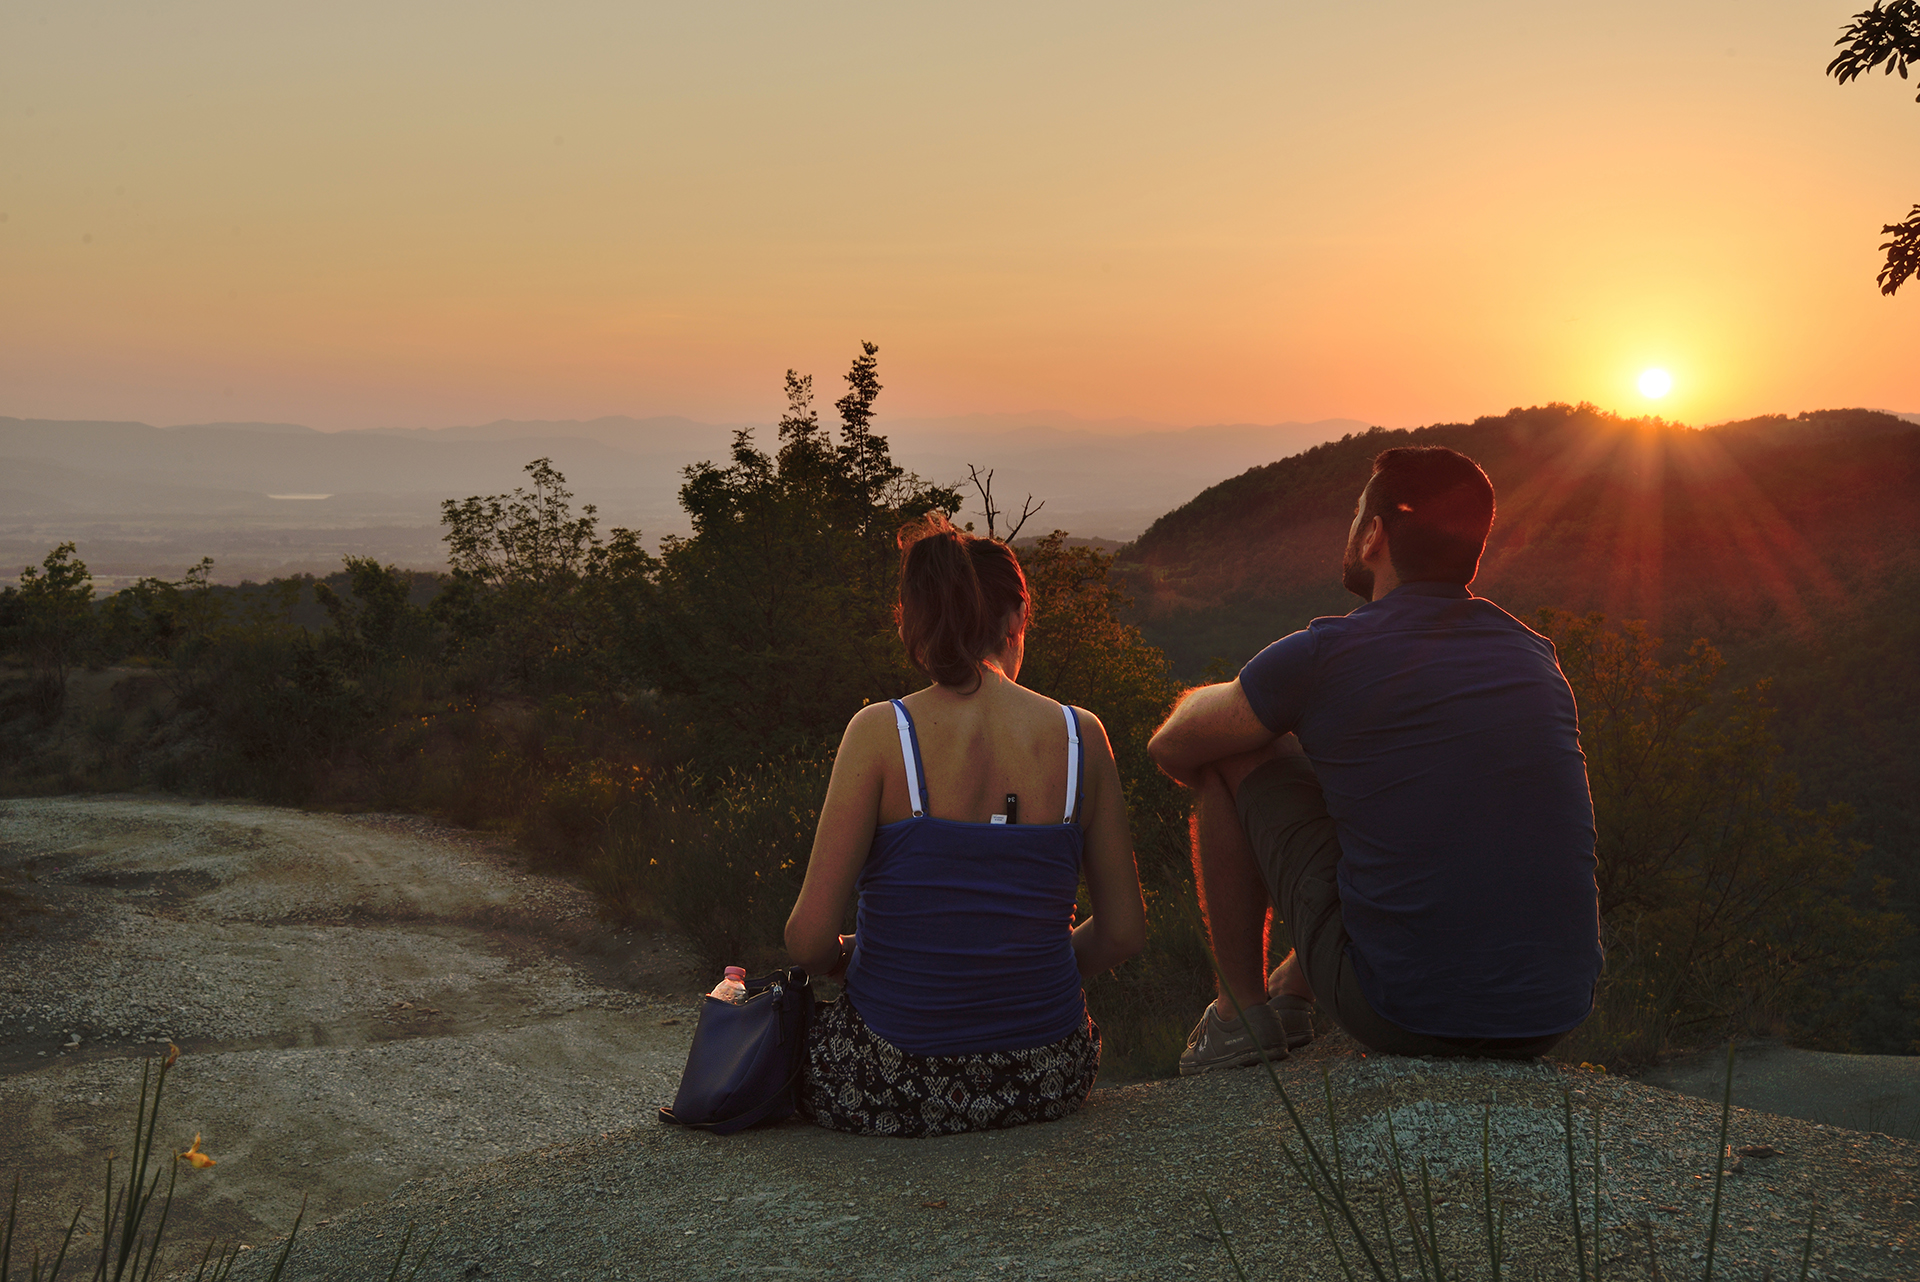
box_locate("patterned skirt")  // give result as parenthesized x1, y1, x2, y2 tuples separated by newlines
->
(799, 997, 1100, 1138)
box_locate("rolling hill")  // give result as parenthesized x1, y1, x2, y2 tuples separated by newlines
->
(1120, 403, 1920, 672)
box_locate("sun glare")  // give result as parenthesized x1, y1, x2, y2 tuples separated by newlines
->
(1637, 368, 1673, 399)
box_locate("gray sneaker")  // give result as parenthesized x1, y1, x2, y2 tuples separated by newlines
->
(1266, 993, 1317, 1050)
(1265, 964, 1318, 1050)
(1177, 999, 1293, 1076)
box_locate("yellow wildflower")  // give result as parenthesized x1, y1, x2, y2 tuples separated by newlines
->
(178, 1133, 217, 1169)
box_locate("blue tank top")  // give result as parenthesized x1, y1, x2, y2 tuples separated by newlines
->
(841, 699, 1088, 1056)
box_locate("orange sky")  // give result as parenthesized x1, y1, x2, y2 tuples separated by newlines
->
(3, 1, 1917, 432)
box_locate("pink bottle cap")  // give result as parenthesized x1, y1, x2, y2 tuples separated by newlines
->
(724, 967, 746, 980)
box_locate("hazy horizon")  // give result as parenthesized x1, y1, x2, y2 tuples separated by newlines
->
(9, 400, 1918, 590)
(0, 410, 1374, 583)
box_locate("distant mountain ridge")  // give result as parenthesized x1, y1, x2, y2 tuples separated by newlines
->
(1120, 404, 1920, 674)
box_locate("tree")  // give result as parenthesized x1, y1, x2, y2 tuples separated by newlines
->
(10, 543, 96, 710)
(643, 343, 960, 763)
(1541, 610, 1906, 1053)
(313, 557, 431, 666)
(437, 458, 607, 684)
(1829, 2, 1920, 294)
(99, 558, 222, 665)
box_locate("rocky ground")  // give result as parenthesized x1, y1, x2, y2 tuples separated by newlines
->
(2, 795, 1915, 1280)
(0, 796, 703, 1257)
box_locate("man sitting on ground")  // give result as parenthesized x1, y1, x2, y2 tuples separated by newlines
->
(1147, 445, 1601, 1072)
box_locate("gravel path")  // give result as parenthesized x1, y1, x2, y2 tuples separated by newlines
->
(2, 796, 1915, 1280)
(0, 795, 702, 1254)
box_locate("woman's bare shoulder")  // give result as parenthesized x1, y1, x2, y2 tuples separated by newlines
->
(844, 699, 899, 737)
(1064, 704, 1117, 756)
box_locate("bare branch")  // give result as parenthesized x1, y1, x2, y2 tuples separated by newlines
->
(1002, 493, 1046, 544)
(966, 463, 1044, 543)
(967, 464, 999, 540)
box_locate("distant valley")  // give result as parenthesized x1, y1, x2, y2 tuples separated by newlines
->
(0, 413, 1363, 584)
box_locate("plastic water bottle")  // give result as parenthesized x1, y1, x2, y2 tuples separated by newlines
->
(707, 966, 747, 1004)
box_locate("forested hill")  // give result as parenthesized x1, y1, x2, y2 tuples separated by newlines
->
(1119, 403, 1920, 677)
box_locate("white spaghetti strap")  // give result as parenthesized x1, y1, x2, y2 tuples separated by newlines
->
(891, 699, 925, 818)
(1061, 703, 1081, 824)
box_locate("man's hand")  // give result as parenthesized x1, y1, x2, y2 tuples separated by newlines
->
(1147, 679, 1276, 787)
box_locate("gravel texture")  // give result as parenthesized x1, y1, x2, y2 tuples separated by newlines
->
(0, 795, 701, 1255)
(224, 1041, 1919, 1282)
(2, 795, 1915, 1281)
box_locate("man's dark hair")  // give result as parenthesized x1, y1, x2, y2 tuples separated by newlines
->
(1360, 446, 1495, 586)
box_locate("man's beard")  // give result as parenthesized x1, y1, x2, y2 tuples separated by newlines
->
(1341, 532, 1373, 600)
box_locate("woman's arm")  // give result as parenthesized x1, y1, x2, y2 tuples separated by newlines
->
(785, 703, 890, 976)
(1069, 709, 1147, 978)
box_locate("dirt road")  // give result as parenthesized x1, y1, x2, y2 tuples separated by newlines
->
(0, 795, 705, 1255)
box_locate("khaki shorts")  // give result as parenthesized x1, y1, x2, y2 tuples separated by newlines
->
(1236, 741, 1564, 1060)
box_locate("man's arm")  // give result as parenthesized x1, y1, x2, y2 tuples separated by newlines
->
(1147, 678, 1277, 788)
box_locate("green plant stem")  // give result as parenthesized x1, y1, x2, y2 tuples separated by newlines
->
(1417, 1156, 1444, 1282)
(1561, 1090, 1589, 1282)
(381, 1224, 419, 1282)
(1795, 1202, 1818, 1282)
(1639, 1219, 1664, 1281)
(1280, 1141, 1360, 1282)
(262, 1195, 307, 1282)
(1592, 1102, 1603, 1282)
(1703, 1040, 1736, 1281)
(1383, 1117, 1434, 1282)
(1376, 1195, 1403, 1282)
(135, 1161, 179, 1282)
(1201, 1193, 1251, 1282)
(395, 1230, 441, 1282)
(1481, 1102, 1501, 1282)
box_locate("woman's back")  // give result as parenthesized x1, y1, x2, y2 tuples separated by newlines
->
(844, 685, 1086, 1056)
(876, 678, 1078, 826)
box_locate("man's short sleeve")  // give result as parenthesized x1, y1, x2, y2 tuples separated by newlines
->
(1237, 628, 1316, 735)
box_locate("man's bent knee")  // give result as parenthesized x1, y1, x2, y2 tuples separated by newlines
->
(1214, 735, 1299, 798)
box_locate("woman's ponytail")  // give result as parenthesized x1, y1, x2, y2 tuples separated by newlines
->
(897, 513, 1029, 690)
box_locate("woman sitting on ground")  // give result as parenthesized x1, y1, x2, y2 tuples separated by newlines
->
(785, 513, 1147, 1138)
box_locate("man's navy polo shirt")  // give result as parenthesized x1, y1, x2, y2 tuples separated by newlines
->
(1239, 582, 1602, 1040)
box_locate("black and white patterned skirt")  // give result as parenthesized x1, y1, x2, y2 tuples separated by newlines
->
(799, 997, 1100, 1138)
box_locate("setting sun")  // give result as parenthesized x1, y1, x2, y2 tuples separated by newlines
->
(1637, 369, 1674, 399)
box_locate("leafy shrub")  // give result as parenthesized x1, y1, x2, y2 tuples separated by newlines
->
(590, 750, 832, 972)
(1542, 610, 1907, 1067)
(520, 758, 647, 868)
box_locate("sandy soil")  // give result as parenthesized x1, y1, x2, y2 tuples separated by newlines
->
(0, 795, 707, 1255)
